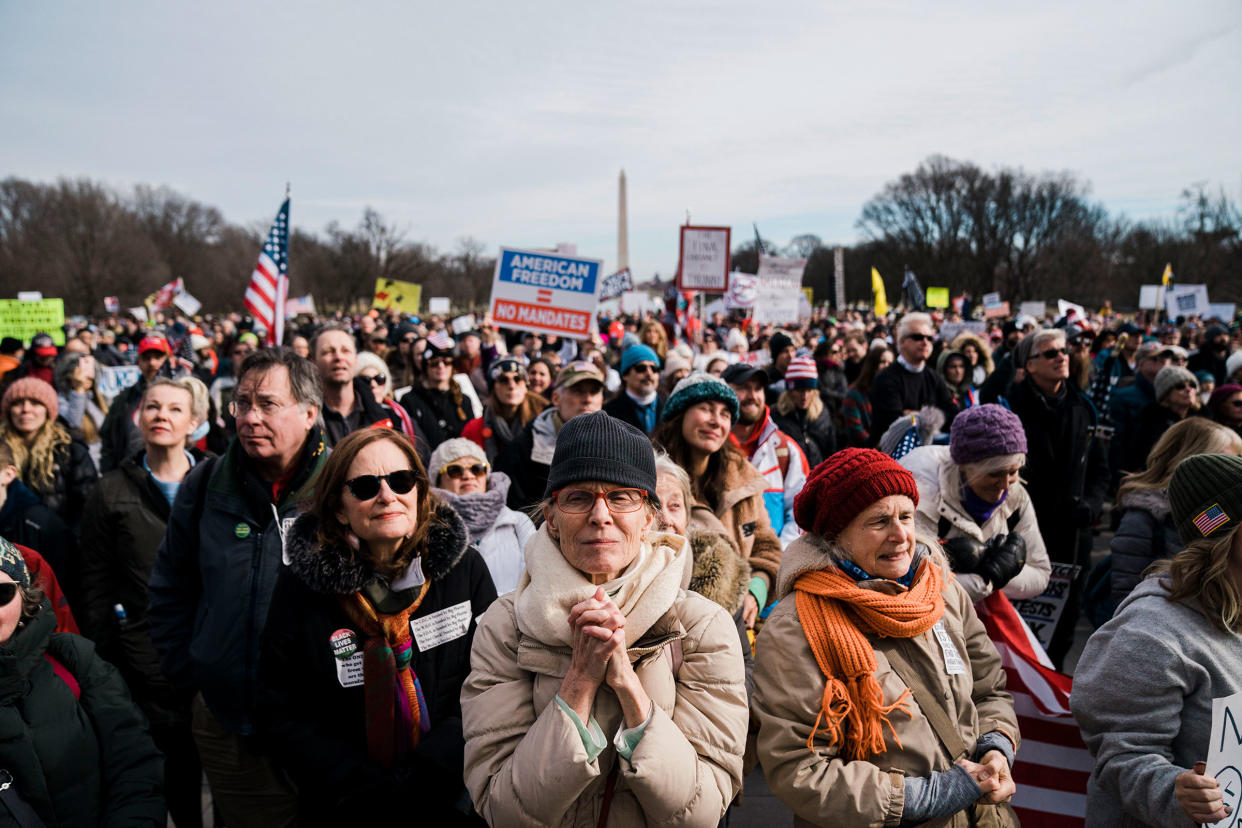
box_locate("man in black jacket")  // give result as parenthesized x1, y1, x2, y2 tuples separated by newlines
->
(1005, 327, 1108, 669)
(869, 312, 958, 443)
(603, 343, 663, 435)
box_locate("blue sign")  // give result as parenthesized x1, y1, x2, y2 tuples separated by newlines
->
(496, 249, 600, 295)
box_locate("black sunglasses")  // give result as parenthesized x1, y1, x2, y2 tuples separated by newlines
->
(1039, 347, 1071, 360)
(0, 582, 17, 608)
(364, 373, 387, 386)
(904, 332, 933, 343)
(344, 470, 420, 501)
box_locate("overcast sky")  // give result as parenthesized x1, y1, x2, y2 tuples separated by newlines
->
(3, 1, 1240, 286)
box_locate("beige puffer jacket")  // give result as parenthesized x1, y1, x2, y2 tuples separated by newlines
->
(752, 535, 1020, 828)
(461, 528, 748, 827)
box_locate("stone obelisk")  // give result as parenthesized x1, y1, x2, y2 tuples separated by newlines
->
(617, 169, 629, 271)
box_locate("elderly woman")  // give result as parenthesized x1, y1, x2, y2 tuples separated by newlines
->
(1072, 453, 1242, 827)
(0, 536, 165, 825)
(753, 448, 1020, 827)
(462, 411, 749, 827)
(900, 404, 1051, 603)
(0, 376, 97, 526)
(430, 437, 535, 595)
(258, 429, 497, 825)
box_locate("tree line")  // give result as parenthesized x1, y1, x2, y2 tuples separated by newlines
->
(1, 156, 1238, 316)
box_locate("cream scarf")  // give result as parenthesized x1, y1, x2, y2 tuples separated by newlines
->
(514, 526, 687, 647)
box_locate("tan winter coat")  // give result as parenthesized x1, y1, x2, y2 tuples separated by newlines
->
(461, 528, 748, 827)
(709, 453, 783, 593)
(752, 535, 1020, 828)
(902, 444, 1051, 602)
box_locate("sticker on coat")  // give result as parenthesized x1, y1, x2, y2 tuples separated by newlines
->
(932, 621, 966, 675)
(411, 601, 472, 652)
(330, 629, 364, 688)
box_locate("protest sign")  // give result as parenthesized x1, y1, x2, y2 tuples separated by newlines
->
(1208, 303, 1237, 322)
(489, 246, 602, 338)
(725, 272, 757, 309)
(1057, 299, 1086, 321)
(1018, 301, 1047, 319)
(982, 291, 1002, 309)
(735, 349, 772, 367)
(1203, 691, 1242, 828)
(428, 297, 451, 314)
(753, 255, 805, 325)
(373, 278, 422, 313)
(678, 226, 731, 291)
(1165, 284, 1209, 317)
(984, 301, 1010, 319)
(17, 291, 43, 303)
(0, 298, 66, 346)
(926, 287, 950, 308)
(1137, 285, 1161, 310)
(450, 314, 476, 335)
(938, 320, 986, 343)
(620, 291, 649, 316)
(96, 364, 142, 403)
(285, 294, 317, 317)
(104, 296, 120, 314)
(127, 307, 147, 322)
(599, 268, 634, 300)
(173, 291, 201, 316)
(1011, 563, 1080, 651)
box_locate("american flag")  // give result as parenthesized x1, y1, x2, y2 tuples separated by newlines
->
(1193, 503, 1230, 537)
(426, 330, 455, 351)
(889, 416, 921, 460)
(150, 277, 184, 311)
(975, 592, 1089, 827)
(243, 197, 290, 346)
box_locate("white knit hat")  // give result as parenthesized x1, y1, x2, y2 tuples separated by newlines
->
(428, 438, 487, 484)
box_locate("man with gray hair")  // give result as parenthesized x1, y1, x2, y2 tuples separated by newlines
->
(1005, 327, 1107, 669)
(149, 347, 328, 827)
(868, 312, 959, 443)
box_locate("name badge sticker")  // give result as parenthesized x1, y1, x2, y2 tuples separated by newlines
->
(932, 620, 967, 676)
(411, 601, 473, 652)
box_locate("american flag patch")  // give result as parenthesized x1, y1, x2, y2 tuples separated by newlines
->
(1193, 503, 1230, 536)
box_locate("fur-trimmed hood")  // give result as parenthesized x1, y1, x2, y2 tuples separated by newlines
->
(1117, 487, 1171, 520)
(283, 502, 470, 594)
(687, 530, 751, 614)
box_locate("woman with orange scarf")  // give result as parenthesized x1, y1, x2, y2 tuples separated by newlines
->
(753, 448, 1020, 827)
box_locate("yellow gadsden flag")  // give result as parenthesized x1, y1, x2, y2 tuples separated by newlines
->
(1161, 263, 1173, 287)
(871, 267, 889, 316)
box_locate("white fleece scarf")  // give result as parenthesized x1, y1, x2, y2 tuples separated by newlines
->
(514, 526, 687, 647)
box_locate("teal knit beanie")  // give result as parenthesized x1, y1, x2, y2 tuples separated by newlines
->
(662, 372, 739, 424)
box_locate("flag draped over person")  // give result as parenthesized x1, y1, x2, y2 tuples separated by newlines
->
(243, 196, 290, 346)
(871, 267, 888, 316)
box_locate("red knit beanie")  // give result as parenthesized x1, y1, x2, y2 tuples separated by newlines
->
(794, 448, 919, 539)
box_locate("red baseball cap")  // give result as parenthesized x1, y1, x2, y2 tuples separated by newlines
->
(30, 333, 57, 357)
(138, 336, 170, 355)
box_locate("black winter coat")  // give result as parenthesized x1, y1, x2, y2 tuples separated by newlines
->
(29, 432, 98, 527)
(1126, 404, 1191, 473)
(79, 450, 209, 728)
(402, 384, 473, 449)
(0, 608, 164, 827)
(258, 506, 496, 826)
(771, 407, 837, 469)
(493, 419, 550, 513)
(868, 362, 958, 444)
(602, 390, 664, 435)
(0, 479, 79, 606)
(1109, 488, 1181, 609)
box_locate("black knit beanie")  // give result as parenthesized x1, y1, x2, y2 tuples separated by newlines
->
(543, 411, 658, 502)
(1168, 453, 1242, 544)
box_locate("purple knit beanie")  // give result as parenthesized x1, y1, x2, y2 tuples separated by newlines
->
(949, 404, 1027, 466)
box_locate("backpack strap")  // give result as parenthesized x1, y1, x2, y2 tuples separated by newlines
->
(1006, 509, 1022, 533)
(937, 515, 953, 540)
(42, 653, 79, 700)
(885, 643, 970, 761)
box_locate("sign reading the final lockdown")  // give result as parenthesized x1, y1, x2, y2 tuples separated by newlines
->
(489, 247, 603, 337)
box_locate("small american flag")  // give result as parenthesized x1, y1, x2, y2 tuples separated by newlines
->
(889, 416, 921, 460)
(426, 330, 455, 351)
(1192, 503, 1230, 536)
(243, 197, 290, 346)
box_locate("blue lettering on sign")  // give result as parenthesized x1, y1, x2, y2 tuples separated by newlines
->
(498, 250, 599, 294)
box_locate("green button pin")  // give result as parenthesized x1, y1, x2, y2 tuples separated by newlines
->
(234, 522, 251, 539)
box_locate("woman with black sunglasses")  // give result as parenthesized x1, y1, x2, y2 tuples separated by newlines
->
(257, 429, 497, 825)
(461, 411, 748, 827)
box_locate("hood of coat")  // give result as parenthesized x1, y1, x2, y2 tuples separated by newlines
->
(687, 529, 750, 614)
(1117, 487, 1171, 521)
(284, 502, 470, 594)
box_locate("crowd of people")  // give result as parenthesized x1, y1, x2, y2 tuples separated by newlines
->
(0, 297, 1240, 827)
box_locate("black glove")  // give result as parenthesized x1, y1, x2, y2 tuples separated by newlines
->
(1071, 499, 1095, 528)
(940, 536, 986, 574)
(976, 533, 1027, 590)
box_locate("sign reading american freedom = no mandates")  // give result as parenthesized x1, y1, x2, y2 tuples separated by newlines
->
(489, 247, 603, 338)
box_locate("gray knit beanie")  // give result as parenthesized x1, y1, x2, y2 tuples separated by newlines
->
(543, 410, 658, 501)
(1168, 453, 1242, 544)
(662, 371, 740, 424)
(948, 404, 1027, 466)
(1154, 365, 1197, 403)
(428, 438, 488, 484)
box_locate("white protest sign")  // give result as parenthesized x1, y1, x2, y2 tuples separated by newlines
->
(450, 314, 476, 335)
(982, 291, 1002, 308)
(735, 349, 772, 367)
(285, 294, 317, 317)
(17, 291, 43, 303)
(938, 321, 987, 343)
(678, 226, 731, 291)
(103, 296, 120, 314)
(1011, 563, 1080, 651)
(489, 247, 602, 339)
(173, 291, 201, 316)
(725, 272, 757, 309)
(1165, 284, 1210, 317)
(127, 306, 147, 321)
(753, 255, 805, 325)
(1057, 299, 1086, 321)
(96, 365, 142, 403)
(620, 291, 649, 316)
(1203, 691, 1242, 828)
(428, 297, 451, 314)
(1208, 303, 1237, 322)
(1138, 285, 1161, 310)
(1018, 301, 1047, 320)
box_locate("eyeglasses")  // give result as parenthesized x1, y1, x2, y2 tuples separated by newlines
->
(363, 373, 387, 386)
(553, 488, 647, 514)
(426, 357, 452, 368)
(1169, 382, 1195, 392)
(0, 582, 17, 608)
(904, 332, 933, 343)
(227, 397, 298, 418)
(1039, 347, 1070, 360)
(370, 338, 387, 345)
(494, 374, 525, 386)
(440, 462, 488, 480)
(629, 363, 658, 374)
(344, 470, 420, 501)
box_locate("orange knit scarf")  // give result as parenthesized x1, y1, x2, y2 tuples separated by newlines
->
(793, 557, 944, 761)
